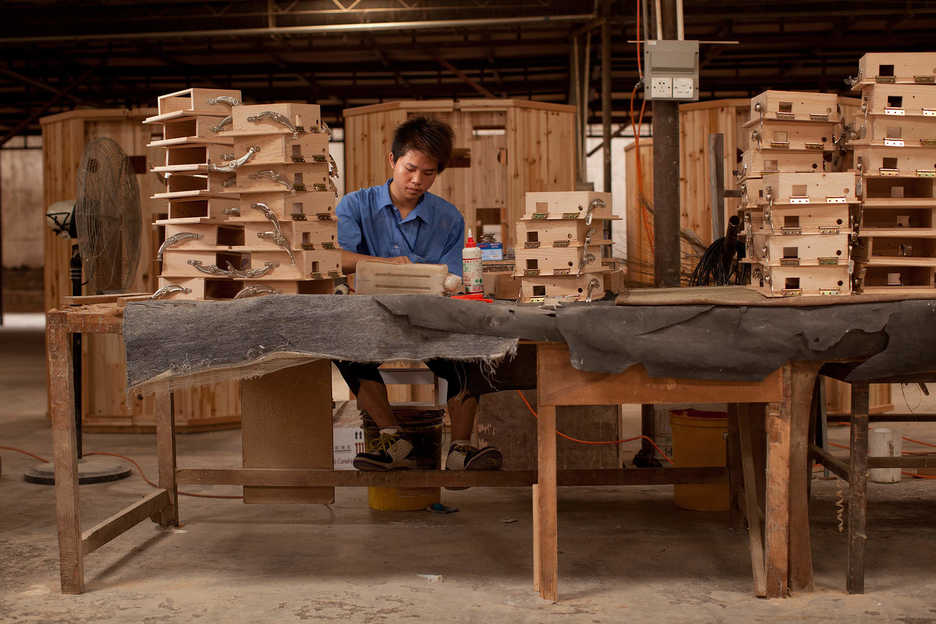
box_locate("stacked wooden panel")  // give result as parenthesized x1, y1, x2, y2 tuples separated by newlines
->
(148, 95, 343, 299)
(849, 53, 936, 294)
(514, 191, 614, 303)
(740, 91, 857, 296)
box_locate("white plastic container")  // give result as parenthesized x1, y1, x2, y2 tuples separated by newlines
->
(462, 229, 483, 294)
(869, 427, 902, 483)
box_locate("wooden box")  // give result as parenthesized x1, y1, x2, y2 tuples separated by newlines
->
(157, 197, 238, 222)
(749, 203, 852, 235)
(520, 273, 605, 303)
(849, 115, 936, 147)
(741, 149, 826, 178)
(515, 218, 613, 248)
(233, 133, 330, 167)
(856, 53, 936, 87)
(149, 115, 231, 146)
(855, 235, 936, 265)
(522, 191, 612, 220)
(233, 191, 337, 221)
(161, 248, 342, 280)
(235, 163, 332, 194)
(750, 91, 839, 123)
(163, 222, 246, 251)
(745, 118, 836, 151)
(243, 220, 338, 252)
(153, 172, 236, 199)
(748, 232, 850, 266)
(156, 276, 341, 300)
(514, 245, 606, 276)
(749, 263, 851, 297)
(860, 83, 936, 117)
(857, 264, 935, 294)
(757, 172, 857, 205)
(150, 88, 242, 122)
(253, 249, 342, 280)
(855, 146, 936, 177)
(229, 103, 324, 135)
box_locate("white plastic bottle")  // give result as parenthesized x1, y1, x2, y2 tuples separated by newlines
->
(462, 229, 483, 294)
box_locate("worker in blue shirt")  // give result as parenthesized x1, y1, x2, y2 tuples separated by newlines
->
(336, 117, 503, 472)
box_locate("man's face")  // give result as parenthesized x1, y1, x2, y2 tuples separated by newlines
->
(388, 149, 439, 201)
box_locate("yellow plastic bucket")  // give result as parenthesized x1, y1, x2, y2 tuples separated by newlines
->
(362, 407, 444, 511)
(670, 409, 729, 511)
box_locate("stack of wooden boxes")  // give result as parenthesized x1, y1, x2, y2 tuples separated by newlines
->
(146, 90, 343, 299)
(848, 53, 936, 294)
(740, 91, 857, 296)
(514, 191, 614, 303)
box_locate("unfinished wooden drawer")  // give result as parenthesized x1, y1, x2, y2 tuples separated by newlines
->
(856, 53, 936, 87)
(745, 118, 836, 151)
(232, 133, 330, 167)
(153, 172, 236, 199)
(756, 172, 857, 205)
(229, 191, 337, 221)
(860, 83, 936, 117)
(520, 273, 605, 303)
(855, 146, 936, 177)
(251, 249, 342, 280)
(749, 203, 852, 235)
(147, 88, 242, 123)
(849, 115, 936, 147)
(522, 191, 612, 220)
(155, 275, 342, 300)
(750, 91, 839, 123)
(152, 143, 232, 173)
(148, 115, 232, 146)
(156, 197, 239, 223)
(749, 263, 851, 297)
(514, 245, 606, 276)
(229, 103, 324, 135)
(515, 219, 613, 248)
(748, 232, 850, 267)
(243, 219, 338, 252)
(161, 223, 246, 254)
(741, 150, 826, 178)
(235, 163, 333, 194)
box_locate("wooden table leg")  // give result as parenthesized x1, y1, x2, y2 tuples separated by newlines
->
(532, 484, 541, 593)
(726, 404, 745, 531)
(535, 404, 558, 601)
(788, 362, 820, 592)
(764, 364, 792, 598)
(848, 382, 870, 594)
(155, 388, 179, 527)
(737, 403, 767, 597)
(47, 318, 84, 594)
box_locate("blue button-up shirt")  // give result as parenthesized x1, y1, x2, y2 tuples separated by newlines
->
(337, 179, 465, 276)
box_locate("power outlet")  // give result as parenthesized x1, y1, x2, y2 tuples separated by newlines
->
(650, 76, 673, 99)
(673, 77, 694, 99)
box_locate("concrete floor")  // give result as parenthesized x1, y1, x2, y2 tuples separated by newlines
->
(2, 314, 936, 623)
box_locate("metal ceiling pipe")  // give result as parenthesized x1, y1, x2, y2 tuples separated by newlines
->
(0, 13, 596, 45)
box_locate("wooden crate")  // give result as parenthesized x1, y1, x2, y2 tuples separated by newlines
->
(855, 53, 936, 87)
(750, 91, 840, 123)
(749, 262, 850, 297)
(748, 232, 850, 266)
(229, 103, 323, 135)
(343, 99, 576, 249)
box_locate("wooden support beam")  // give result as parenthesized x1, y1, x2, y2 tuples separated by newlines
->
(788, 361, 820, 592)
(536, 404, 559, 602)
(436, 56, 495, 98)
(155, 390, 179, 527)
(82, 490, 170, 555)
(764, 363, 792, 598)
(808, 445, 849, 480)
(847, 382, 870, 594)
(0, 67, 84, 104)
(737, 402, 767, 598)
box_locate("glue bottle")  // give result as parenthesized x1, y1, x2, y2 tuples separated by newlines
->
(462, 229, 483, 294)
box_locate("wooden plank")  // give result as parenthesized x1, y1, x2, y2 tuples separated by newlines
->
(241, 360, 334, 504)
(536, 343, 783, 407)
(848, 382, 870, 594)
(48, 317, 83, 594)
(174, 466, 727, 487)
(155, 390, 179, 527)
(536, 405, 559, 602)
(764, 364, 792, 598)
(726, 404, 745, 531)
(532, 483, 541, 593)
(808, 445, 849, 480)
(788, 361, 820, 592)
(81, 490, 170, 555)
(737, 402, 768, 598)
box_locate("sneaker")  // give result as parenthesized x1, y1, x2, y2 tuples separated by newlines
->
(353, 432, 419, 471)
(445, 444, 504, 471)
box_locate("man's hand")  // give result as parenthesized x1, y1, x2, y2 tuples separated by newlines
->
(385, 256, 412, 265)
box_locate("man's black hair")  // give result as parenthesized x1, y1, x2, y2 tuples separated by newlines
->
(390, 117, 455, 173)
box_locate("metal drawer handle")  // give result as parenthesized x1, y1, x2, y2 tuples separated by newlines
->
(151, 284, 191, 300)
(209, 146, 260, 172)
(208, 96, 241, 107)
(249, 170, 293, 191)
(252, 202, 296, 264)
(157, 232, 202, 261)
(585, 198, 603, 225)
(210, 116, 232, 133)
(238, 261, 278, 278)
(187, 259, 231, 276)
(247, 111, 301, 135)
(234, 285, 279, 299)
(188, 258, 278, 278)
(585, 278, 601, 303)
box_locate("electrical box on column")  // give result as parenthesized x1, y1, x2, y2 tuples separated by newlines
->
(643, 40, 700, 101)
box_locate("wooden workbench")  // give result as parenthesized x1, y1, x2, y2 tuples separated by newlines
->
(48, 301, 814, 599)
